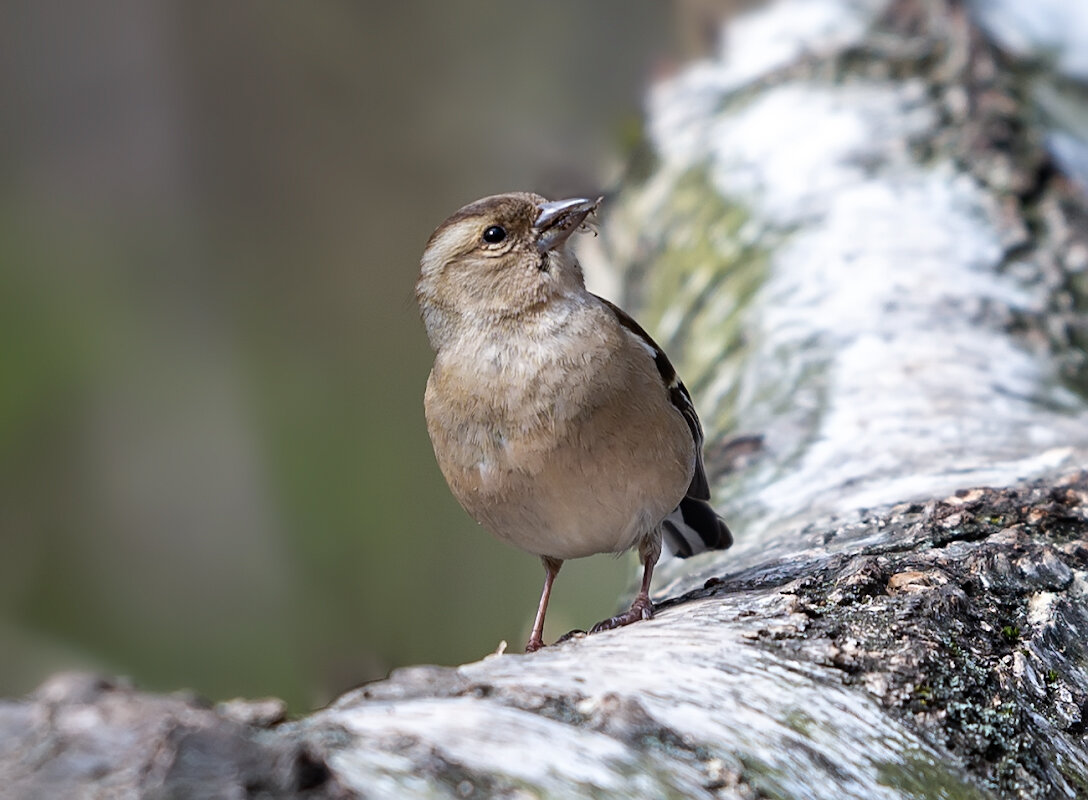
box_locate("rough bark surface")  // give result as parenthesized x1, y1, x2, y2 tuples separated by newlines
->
(3, 1, 1088, 798)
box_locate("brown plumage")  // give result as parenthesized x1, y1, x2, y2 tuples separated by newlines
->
(417, 192, 731, 652)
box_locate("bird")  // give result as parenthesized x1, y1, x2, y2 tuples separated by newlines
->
(416, 192, 732, 652)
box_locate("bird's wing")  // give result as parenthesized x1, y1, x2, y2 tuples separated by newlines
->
(593, 294, 710, 500)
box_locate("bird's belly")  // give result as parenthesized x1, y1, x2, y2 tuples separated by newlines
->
(477, 476, 660, 560)
(441, 400, 693, 561)
(424, 317, 695, 562)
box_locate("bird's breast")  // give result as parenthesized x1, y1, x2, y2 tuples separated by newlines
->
(423, 303, 694, 559)
(425, 324, 602, 478)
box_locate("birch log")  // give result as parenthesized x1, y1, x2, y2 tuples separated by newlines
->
(3, 1, 1088, 798)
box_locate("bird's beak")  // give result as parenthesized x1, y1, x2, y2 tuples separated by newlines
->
(534, 197, 601, 253)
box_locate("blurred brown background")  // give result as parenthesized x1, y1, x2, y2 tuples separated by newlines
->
(0, 1, 708, 709)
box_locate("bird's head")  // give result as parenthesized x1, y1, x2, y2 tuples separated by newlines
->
(416, 192, 600, 350)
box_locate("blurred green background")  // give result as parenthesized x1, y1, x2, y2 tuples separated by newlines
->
(0, 1, 712, 710)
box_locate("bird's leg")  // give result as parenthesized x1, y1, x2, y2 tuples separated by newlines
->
(525, 557, 563, 652)
(590, 534, 660, 634)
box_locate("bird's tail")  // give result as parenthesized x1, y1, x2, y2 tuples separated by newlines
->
(661, 496, 733, 558)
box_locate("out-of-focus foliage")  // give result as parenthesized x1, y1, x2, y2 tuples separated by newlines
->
(0, 0, 686, 709)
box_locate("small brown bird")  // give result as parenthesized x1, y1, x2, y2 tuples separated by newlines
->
(417, 192, 732, 652)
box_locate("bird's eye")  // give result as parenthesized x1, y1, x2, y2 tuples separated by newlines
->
(482, 225, 507, 244)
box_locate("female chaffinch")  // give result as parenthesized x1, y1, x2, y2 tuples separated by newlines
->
(417, 193, 731, 652)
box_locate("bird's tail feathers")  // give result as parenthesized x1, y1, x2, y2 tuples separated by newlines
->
(662, 496, 733, 558)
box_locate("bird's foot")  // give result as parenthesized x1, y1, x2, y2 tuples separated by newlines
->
(555, 629, 586, 645)
(526, 629, 587, 652)
(589, 595, 654, 634)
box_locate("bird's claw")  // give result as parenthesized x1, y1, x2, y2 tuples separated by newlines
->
(589, 598, 654, 634)
(555, 629, 587, 645)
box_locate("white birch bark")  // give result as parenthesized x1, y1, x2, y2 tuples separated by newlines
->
(3, 1, 1088, 798)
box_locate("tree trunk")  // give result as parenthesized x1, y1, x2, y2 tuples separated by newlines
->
(3, 1, 1088, 798)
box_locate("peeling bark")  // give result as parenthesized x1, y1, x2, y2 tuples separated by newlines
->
(3, 1, 1088, 798)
